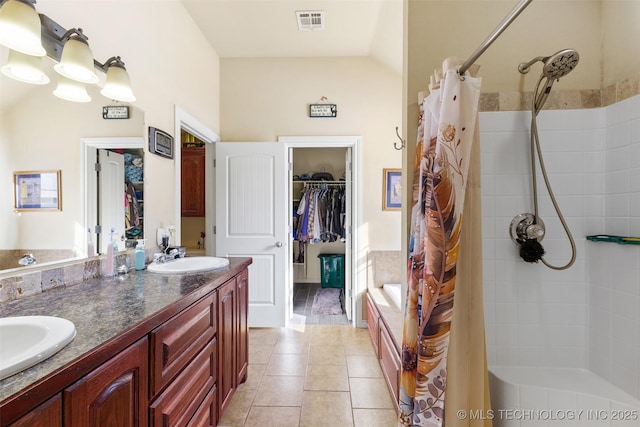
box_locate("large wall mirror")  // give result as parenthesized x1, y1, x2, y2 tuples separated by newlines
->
(0, 48, 144, 274)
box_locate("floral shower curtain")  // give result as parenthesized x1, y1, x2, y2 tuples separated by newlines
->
(399, 61, 488, 427)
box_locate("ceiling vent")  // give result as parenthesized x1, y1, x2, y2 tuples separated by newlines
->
(296, 10, 324, 31)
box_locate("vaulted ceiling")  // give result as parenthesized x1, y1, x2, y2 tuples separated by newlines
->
(180, 0, 403, 74)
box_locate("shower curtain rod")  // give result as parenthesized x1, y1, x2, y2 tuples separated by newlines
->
(458, 0, 533, 76)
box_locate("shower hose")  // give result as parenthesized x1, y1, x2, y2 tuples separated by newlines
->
(528, 74, 577, 270)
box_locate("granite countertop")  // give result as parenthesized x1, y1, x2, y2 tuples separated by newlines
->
(0, 257, 251, 404)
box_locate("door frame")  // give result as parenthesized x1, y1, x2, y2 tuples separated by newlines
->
(81, 137, 144, 255)
(173, 106, 220, 252)
(279, 136, 365, 328)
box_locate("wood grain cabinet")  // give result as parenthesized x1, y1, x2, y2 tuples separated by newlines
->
(8, 394, 62, 427)
(181, 147, 206, 217)
(236, 269, 248, 385)
(366, 291, 401, 413)
(63, 337, 149, 427)
(217, 278, 237, 416)
(2, 264, 250, 427)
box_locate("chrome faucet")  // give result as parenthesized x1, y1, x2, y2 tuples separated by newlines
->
(153, 248, 180, 264)
(18, 253, 36, 266)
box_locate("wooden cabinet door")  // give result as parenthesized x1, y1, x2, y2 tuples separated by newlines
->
(150, 292, 217, 396)
(181, 147, 206, 217)
(366, 293, 380, 356)
(236, 268, 249, 385)
(63, 338, 148, 427)
(8, 394, 62, 427)
(149, 339, 217, 427)
(217, 278, 237, 416)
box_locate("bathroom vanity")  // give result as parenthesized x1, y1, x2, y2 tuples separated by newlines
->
(0, 257, 251, 427)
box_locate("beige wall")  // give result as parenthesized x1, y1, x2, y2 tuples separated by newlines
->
(602, 0, 640, 87)
(0, 0, 221, 253)
(220, 57, 403, 250)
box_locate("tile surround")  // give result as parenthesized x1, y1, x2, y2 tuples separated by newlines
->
(481, 91, 640, 400)
(479, 73, 640, 112)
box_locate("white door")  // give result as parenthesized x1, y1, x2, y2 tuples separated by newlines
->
(215, 142, 288, 327)
(98, 149, 125, 253)
(344, 148, 353, 321)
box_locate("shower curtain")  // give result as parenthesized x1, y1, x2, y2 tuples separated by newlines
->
(399, 60, 491, 427)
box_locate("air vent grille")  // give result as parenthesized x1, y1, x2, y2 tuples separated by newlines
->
(296, 10, 324, 31)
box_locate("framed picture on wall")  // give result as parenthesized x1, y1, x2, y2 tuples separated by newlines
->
(383, 168, 401, 211)
(13, 170, 62, 211)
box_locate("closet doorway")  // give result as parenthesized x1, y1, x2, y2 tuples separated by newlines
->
(281, 136, 360, 327)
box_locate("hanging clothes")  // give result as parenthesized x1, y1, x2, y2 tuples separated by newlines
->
(124, 181, 142, 238)
(294, 184, 345, 244)
(399, 63, 483, 427)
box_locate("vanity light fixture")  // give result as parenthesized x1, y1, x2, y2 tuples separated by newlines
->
(0, 0, 45, 57)
(0, 0, 135, 103)
(99, 56, 135, 102)
(53, 75, 90, 103)
(53, 28, 98, 84)
(1, 48, 48, 83)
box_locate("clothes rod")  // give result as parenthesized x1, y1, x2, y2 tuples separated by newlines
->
(458, 0, 533, 76)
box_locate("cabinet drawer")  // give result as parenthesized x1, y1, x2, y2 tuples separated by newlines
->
(186, 385, 217, 427)
(149, 338, 217, 427)
(151, 292, 217, 395)
(379, 325, 400, 410)
(366, 293, 380, 356)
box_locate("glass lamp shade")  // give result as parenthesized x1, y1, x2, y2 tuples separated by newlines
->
(53, 76, 91, 102)
(100, 64, 135, 102)
(53, 37, 98, 84)
(1, 49, 49, 84)
(0, 0, 45, 57)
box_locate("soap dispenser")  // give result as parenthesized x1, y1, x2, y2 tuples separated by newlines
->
(135, 239, 146, 270)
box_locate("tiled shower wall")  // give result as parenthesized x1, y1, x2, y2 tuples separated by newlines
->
(480, 94, 640, 399)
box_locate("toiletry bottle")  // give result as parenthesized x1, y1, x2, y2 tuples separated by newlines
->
(87, 227, 95, 257)
(105, 227, 115, 277)
(135, 239, 145, 270)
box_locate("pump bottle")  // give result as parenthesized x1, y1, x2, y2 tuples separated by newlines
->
(135, 240, 146, 270)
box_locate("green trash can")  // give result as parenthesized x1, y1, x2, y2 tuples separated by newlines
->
(318, 254, 345, 288)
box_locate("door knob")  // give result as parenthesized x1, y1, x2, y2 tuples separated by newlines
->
(275, 241, 283, 247)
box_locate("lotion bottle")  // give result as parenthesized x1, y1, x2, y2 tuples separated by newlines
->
(87, 227, 95, 257)
(105, 227, 115, 277)
(135, 239, 145, 270)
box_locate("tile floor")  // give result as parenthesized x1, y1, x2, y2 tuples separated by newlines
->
(292, 283, 350, 325)
(218, 324, 398, 427)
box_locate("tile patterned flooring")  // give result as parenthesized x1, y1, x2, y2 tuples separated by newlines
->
(292, 283, 350, 325)
(218, 325, 398, 427)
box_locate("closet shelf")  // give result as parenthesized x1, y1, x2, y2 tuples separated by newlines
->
(586, 235, 640, 245)
(293, 180, 345, 184)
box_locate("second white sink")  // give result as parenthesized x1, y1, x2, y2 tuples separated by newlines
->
(147, 256, 230, 274)
(0, 316, 76, 380)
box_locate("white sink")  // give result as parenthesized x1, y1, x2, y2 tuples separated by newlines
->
(147, 256, 230, 274)
(0, 316, 76, 380)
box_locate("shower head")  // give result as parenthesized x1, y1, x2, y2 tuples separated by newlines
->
(518, 49, 580, 112)
(518, 48, 580, 79)
(542, 49, 579, 79)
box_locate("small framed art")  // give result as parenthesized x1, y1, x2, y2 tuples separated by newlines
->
(14, 170, 62, 211)
(383, 168, 401, 211)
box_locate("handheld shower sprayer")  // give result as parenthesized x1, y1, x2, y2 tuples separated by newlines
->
(519, 49, 580, 113)
(510, 48, 579, 270)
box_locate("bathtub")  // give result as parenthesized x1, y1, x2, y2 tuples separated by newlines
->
(489, 366, 640, 427)
(382, 283, 401, 310)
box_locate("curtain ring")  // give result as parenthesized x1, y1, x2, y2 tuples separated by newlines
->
(394, 126, 406, 150)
